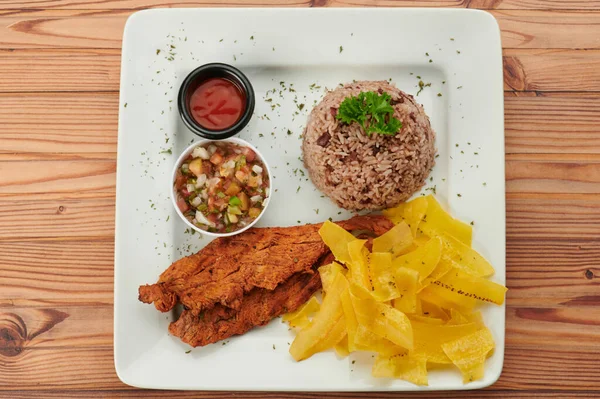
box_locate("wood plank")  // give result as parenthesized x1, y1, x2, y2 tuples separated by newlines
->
(2, 135, 598, 202)
(0, 347, 124, 389)
(0, 302, 113, 349)
(0, 92, 118, 157)
(0, 0, 310, 10)
(2, 10, 600, 50)
(503, 49, 600, 92)
(3, 93, 600, 160)
(1, 301, 599, 391)
(0, 240, 114, 300)
(3, 0, 600, 10)
(2, 300, 598, 355)
(0, 10, 128, 49)
(1, 49, 599, 94)
(0, 392, 598, 399)
(0, 199, 115, 240)
(0, 194, 597, 294)
(496, 10, 600, 49)
(0, 160, 115, 197)
(0, 344, 597, 390)
(0, 49, 121, 93)
(495, 346, 600, 389)
(507, 306, 600, 348)
(505, 96, 600, 154)
(0, 195, 596, 242)
(506, 159, 600, 194)
(327, 0, 600, 9)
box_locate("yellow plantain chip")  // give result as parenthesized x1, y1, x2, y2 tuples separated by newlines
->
(418, 256, 454, 292)
(289, 270, 348, 361)
(447, 308, 470, 325)
(408, 314, 445, 325)
(282, 296, 321, 329)
(420, 285, 477, 313)
(319, 262, 346, 295)
(318, 220, 356, 265)
(354, 325, 406, 356)
(392, 236, 442, 282)
(382, 196, 429, 237)
(419, 195, 472, 246)
(392, 267, 420, 314)
(370, 252, 402, 302)
(411, 321, 481, 364)
(373, 353, 428, 386)
(419, 297, 450, 320)
(347, 239, 373, 292)
(441, 234, 495, 277)
(441, 328, 495, 383)
(340, 287, 359, 353)
(334, 335, 350, 358)
(372, 221, 413, 256)
(350, 288, 414, 351)
(438, 268, 507, 306)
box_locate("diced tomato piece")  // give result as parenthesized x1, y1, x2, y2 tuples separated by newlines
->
(208, 196, 217, 212)
(214, 198, 228, 211)
(181, 187, 191, 198)
(210, 152, 224, 165)
(207, 213, 220, 224)
(241, 147, 256, 162)
(224, 154, 238, 164)
(225, 181, 242, 196)
(176, 198, 189, 213)
(175, 173, 186, 189)
(235, 170, 248, 184)
(202, 161, 213, 176)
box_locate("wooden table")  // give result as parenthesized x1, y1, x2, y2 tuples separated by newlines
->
(1, 1, 599, 398)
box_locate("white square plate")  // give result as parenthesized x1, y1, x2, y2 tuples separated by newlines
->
(115, 8, 505, 391)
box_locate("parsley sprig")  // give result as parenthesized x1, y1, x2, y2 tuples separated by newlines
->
(336, 91, 402, 136)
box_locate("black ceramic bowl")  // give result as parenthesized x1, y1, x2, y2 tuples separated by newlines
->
(178, 63, 255, 139)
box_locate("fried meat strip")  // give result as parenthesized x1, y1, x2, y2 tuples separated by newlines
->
(138, 215, 393, 315)
(169, 269, 323, 347)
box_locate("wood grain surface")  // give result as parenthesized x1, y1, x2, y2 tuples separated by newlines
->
(0, 1, 599, 398)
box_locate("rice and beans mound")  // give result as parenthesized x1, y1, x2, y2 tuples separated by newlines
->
(302, 80, 436, 211)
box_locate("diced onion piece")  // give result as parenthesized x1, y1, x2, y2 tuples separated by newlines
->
(208, 145, 217, 154)
(207, 177, 220, 188)
(195, 174, 207, 188)
(192, 146, 210, 160)
(195, 210, 215, 227)
(262, 197, 270, 208)
(252, 164, 263, 174)
(190, 196, 203, 207)
(200, 190, 208, 200)
(224, 160, 236, 170)
(265, 187, 270, 197)
(186, 184, 195, 193)
(250, 195, 263, 203)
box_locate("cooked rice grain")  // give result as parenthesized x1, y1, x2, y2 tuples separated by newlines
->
(302, 80, 436, 210)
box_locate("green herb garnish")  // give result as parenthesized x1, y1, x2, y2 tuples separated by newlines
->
(336, 91, 402, 136)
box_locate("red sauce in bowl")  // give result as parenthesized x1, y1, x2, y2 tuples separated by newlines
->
(189, 78, 246, 130)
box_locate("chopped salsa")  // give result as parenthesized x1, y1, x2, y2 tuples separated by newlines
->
(175, 141, 270, 234)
